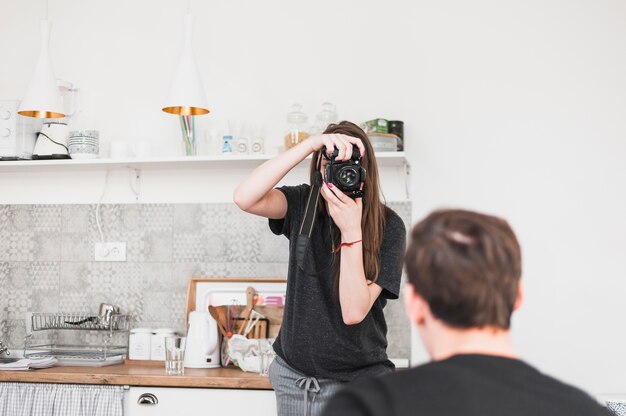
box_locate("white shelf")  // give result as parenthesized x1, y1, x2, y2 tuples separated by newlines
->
(0, 152, 408, 173)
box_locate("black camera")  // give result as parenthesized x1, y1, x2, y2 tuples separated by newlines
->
(323, 147, 366, 199)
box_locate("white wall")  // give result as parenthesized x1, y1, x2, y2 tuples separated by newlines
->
(1, 0, 625, 395)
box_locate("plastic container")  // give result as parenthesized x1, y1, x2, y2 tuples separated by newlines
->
(368, 133, 398, 152)
(284, 103, 309, 150)
(128, 328, 152, 360)
(151, 328, 176, 360)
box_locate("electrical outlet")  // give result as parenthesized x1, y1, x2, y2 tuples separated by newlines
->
(95, 242, 127, 262)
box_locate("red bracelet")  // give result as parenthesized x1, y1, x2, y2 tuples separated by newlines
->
(334, 239, 363, 253)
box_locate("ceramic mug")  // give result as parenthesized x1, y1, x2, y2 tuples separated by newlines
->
(110, 141, 127, 159)
(132, 141, 151, 158)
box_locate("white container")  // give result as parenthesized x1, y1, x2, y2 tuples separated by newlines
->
(151, 328, 176, 360)
(128, 328, 152, 360)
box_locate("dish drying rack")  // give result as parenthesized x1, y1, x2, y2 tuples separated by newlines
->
(24, 312, 132, 365)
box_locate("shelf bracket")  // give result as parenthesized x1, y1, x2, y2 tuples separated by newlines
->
(403, 160, 411, 200)
(128, 168, 142, 202)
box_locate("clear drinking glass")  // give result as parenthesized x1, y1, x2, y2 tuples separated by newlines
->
(165, 336, 186, 375)
(258, 339, 275, 377)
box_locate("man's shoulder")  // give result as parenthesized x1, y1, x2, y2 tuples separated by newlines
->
(324, 356, 611, 416)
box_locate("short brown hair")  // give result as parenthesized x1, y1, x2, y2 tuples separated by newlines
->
(405, 209, 522, 329)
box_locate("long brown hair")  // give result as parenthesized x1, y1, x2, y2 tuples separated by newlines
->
(309, 121, 390, 286)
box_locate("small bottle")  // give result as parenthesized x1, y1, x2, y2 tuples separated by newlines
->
(284, 103, 309, 150)
(222, 135, 233, 154)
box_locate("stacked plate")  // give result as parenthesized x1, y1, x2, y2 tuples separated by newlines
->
(68, 130, 99, 159)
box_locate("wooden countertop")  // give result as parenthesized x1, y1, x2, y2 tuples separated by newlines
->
(0, 363, 272, 389)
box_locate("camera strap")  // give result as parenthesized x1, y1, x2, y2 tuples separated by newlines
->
(295, 156, 323, 269)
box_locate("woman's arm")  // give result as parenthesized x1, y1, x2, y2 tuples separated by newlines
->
(233, 140, 312, 219)
(233, 134, 365, 219)
(321, 183, 382, 325)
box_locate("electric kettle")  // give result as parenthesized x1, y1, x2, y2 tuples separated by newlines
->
(184, 311, 220, 368)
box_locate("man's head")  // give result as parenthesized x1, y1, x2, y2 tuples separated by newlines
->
(404, 209, 523, 352)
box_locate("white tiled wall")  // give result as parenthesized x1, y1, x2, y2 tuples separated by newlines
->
(0, 201, 412, 360)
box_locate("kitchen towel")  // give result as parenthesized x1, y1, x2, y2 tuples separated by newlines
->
(0, 357, 57, 371)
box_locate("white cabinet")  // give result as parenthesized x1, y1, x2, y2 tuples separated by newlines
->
(124, 386, 276, 416)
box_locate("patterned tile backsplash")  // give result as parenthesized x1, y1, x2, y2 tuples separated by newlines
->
(0, 202, 412, 360)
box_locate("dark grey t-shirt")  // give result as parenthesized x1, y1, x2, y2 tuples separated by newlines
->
(269, 184, 406, 382)
(323, 354, 612, 416)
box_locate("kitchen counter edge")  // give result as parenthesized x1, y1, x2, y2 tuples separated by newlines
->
(0, 363, 272, 389)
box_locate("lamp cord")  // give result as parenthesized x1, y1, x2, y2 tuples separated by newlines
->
(37, 132, 69, 152)
(95, 170, 110, 244)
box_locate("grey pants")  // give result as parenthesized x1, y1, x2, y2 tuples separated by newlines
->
(269, 355, 345, 416)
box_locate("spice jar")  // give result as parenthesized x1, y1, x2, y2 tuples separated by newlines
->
(284, 103, 309, 150)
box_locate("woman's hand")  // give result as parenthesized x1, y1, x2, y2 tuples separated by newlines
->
(321, 182, 363, 241)
(308, 134, 365, 161)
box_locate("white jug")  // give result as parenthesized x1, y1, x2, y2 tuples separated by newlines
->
(184, 311, 220, 368)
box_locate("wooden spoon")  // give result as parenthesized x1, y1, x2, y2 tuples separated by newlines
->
(208, 305, 228, 337)
(237, 287, 256, 335)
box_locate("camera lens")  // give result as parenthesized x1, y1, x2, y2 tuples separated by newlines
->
(336, 167, 359, 188)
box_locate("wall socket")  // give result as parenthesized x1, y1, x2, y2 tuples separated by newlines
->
(95, 242, 127, 262)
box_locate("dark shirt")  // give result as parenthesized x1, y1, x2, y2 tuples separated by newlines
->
(323, 354, 611, 416)
(269, 184, 406, 382)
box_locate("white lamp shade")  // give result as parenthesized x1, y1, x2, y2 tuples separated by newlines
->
(162, 14, 209, 116)
(18, 20, 65, 119)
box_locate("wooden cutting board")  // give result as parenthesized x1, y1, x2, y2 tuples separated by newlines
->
(253, 305, 284, 339)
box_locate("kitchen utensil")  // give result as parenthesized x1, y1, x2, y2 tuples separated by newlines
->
(242, 310, 264, 337)
(184, 311, 219, 369)
(98, 303, 119, 327)
(208, 305, 228, 337)
(238, 287, 256, 335)
(165, 336, 186, 375)
(258, 339, 275, 377)
(64, 316, 97, 325)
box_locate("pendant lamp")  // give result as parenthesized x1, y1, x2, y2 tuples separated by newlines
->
(18, 19, 65, 119)
(162, 14, 209, 116)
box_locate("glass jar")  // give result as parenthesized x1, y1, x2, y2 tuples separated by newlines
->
(284, 103, 309, 150)
(310, 102, 338, 135)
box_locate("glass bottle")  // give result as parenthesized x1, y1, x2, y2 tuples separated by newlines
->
(284, 103, 309, 150)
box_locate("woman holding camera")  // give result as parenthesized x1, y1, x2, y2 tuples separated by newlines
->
(233, 121, 406, 416)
